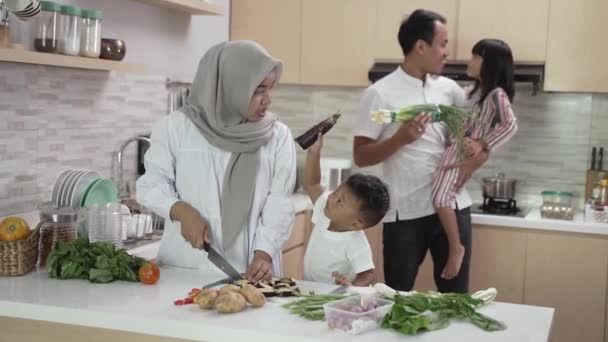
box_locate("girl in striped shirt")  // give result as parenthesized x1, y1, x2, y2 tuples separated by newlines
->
(435, 39, 518, 280)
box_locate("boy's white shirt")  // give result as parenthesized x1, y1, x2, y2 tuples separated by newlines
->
(303, 191, 375, 284)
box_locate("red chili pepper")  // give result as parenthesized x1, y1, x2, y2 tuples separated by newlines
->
(191, 288, 201, 294)
(174, 299, 185, 306)
(184, 297, 194, 305)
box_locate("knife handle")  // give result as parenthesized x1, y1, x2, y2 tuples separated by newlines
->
(203, 241, 210, 252)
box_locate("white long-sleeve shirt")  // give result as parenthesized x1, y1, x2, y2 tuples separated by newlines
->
(136, 111, 297, 276)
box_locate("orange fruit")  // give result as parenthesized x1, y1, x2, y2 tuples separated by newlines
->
(0, 216, 31, 242)
(139, 262, 160, 285)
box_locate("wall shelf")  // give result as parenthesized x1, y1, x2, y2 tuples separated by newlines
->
(130, 0, 223, 15)
(0, 48, 146, 73)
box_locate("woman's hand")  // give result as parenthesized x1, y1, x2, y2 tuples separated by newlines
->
(246, 250, 273, 282)
(464, 138, 484, 158)
(170, 201, 210, 249)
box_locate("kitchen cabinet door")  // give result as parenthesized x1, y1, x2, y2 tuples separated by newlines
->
(544, 0, 608, 92)
(363, 223, 384, 283)
(524, 231, 608, 342)
(470, 225, 526, 304)
(456, 0, 549, 61)
(300, 0, 375, 86)
(282, 245, 305, 280)
(283, 212, 309, 251)
(230, 0, 302, 84)
(373, 0, 459, 60)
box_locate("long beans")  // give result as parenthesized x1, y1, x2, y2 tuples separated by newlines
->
(282, 294, 351, 321)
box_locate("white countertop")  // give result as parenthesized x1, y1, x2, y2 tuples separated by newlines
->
(0, 267, 554, 342)
(472, 208, 608, 235)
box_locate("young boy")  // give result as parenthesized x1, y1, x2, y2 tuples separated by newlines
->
(302, 133, 390, 286)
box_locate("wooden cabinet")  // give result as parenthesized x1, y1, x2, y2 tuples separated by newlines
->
(373, 0, 459, 60)
(300, 0, 376, 86)
(363, 224, 384, 283)
(469, 226, 527, 304)
(230, 0, 302, 84)
(544, 0, 608, 92)
(281, 211, 312, 279)
(524, 231, 608, 342)
(456, 0, 549, 61)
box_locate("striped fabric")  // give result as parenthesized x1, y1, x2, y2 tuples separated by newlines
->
(432, 87, 518, 208)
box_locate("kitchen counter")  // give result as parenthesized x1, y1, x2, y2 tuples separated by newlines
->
(0, 267, 554, 342)
(472, 208, 608, 236)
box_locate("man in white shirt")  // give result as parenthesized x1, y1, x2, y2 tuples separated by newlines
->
(353, 10, 488, 293)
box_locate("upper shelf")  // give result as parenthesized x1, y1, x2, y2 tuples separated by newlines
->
(130, 0, 223, 15)
(0, 48, 146, 73)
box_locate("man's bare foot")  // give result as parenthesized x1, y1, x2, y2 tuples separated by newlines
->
(441, 244, 465, 279)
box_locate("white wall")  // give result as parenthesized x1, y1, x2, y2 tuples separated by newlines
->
(8, 0, 230, 80)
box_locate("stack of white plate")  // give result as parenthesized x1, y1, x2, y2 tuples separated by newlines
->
(51, 169, 101, 208)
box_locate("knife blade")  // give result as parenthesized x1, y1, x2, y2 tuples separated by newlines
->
(202, 276, 232, 289)
(329, 285, 348, 294)
(203, 242, 244, 281)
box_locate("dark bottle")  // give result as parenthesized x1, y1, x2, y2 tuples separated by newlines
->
(295, 112, 341, 150)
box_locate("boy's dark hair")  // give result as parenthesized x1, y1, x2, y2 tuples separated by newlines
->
(398, 9, 446, 56)
(469, 38, 515, 107)
(345, 174, 390, 228)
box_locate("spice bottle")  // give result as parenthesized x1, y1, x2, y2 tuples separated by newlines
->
(79, 9, 102, 58)
(295, 112, 341, 150)
(59, 5, 82, 56)
(34, 1, 61, 53)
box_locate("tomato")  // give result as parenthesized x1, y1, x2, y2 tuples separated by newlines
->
(138, 262, 160, 285)
(0, 216, 31, 242)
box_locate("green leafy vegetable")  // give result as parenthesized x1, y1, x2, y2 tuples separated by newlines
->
(46, 239, 147, 283)
(382, 292, 506, 335)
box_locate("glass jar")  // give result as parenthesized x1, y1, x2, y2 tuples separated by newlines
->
(59, 5, 81, 56)
(540, 191, 575, 220)
(79, 9, 102, 58)
(38, 203, 80, 266)
(34, 1, 61, 53)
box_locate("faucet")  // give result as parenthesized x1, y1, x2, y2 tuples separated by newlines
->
(116, 136, 150, 199)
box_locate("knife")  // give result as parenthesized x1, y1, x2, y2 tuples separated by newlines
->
(203, 242, 244, 281)
(592, 147, 597, 170)
(202, 276, 232, 289)
(599, 147, 604, 170)
(329, 285, 349, 294)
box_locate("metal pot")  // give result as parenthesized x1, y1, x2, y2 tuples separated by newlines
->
(481, 173, 517, 199)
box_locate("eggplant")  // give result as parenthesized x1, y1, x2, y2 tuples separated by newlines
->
(294, 112, 341, 150)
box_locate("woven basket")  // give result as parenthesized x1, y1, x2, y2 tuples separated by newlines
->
(0, 223, 40, 276)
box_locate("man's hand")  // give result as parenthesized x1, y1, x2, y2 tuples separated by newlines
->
(392, 113, 432, 145)
(445, 150, 490, 191)
(246, 250, 273, 282)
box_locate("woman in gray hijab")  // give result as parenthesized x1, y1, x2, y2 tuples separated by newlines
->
(137, 41, 297, 282)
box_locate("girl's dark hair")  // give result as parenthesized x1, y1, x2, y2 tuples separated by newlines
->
(469, 39, 515, 107)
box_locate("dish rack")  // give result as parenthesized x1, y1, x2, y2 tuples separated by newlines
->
(121, 198, 164, 242)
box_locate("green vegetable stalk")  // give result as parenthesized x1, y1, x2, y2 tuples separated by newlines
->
(282, 294, 350, 321)
(371, 104, 476, 158)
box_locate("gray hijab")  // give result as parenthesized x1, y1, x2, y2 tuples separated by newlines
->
(181, 40, 283, 249)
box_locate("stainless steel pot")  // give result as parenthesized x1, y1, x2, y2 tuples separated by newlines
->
(481, 173, 517, 199)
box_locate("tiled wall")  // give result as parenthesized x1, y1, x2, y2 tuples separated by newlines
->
(273, 83, 608, 209)
(0, 63, 166, 216)
(2, 62, 607, 217)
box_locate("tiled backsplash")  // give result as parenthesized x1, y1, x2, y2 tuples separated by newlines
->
(0, 63, 166, 216)
(2, 62, 608, 216)
(273, 83, 608, 208)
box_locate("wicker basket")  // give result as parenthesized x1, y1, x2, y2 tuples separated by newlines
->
(0, 222, 40, 276)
